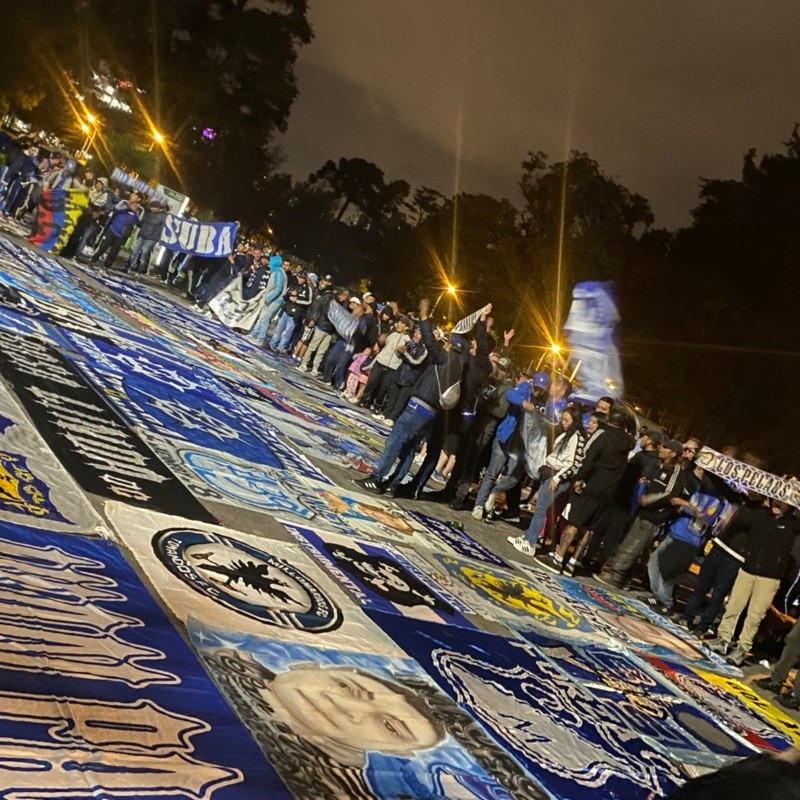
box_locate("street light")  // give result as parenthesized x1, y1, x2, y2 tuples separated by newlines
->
(148, 129, 166, 151)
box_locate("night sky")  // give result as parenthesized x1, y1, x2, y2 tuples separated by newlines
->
(280, 1, 800, 228)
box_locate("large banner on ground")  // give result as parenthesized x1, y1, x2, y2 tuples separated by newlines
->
(191, 622, 545, 800)
(160, 214, 238, 257)
(0, 519, 289, 798)
(0, 329, 215, 521)
(697, 446, 800, 508)
(28, 187, 89, 252)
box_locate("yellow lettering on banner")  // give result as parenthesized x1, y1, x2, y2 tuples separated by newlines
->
(695, 667, 800, 748)
(0, 692, 242, 797)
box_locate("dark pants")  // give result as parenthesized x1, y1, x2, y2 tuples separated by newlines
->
(445, 415, 499, 502)
(360, 363, 393, 408)
(587, 503, 634, 569)
(386, 383, 414, 421)
(605, 516, 660, 587)
(682, 545, 742, 630)
(321, 339, 346, 383)
(90, 232, 125, 267)
(408, 409, 455, 495)
(772, 619, 800, 691)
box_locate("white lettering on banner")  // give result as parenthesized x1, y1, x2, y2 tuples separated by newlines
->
(161, 212, 180, 246)
(0, 692, 242, 798)
(697, 447, 800, 508)
(0, 331, 82, 388)
(0, 537, 175, 687)
(160, 215, 237, 257)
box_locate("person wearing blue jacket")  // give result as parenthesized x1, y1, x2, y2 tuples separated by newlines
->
(471, 372, 550, 520)
(248, 253, 288, 344)
(86, 192, 143, 268)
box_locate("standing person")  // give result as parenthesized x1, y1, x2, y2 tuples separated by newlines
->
(248, 253, 289, 344)
(85, 192, 143, 269)
(383, 326, 427, 424)
(269, 271, 313, 353)
(506, 406, 585, 556)
(352, 297, 463, 494)
(59, 177, 114, 258)
(470, 372, 550, 521)
(755, 618, 800, 709)
(593, 438, 684, 589)
(709, 500, 800, 666)
(196, 240, 250, 306)
(293, 274, 332, 363)
(124, 200, 166, 273)
(539, 406, 634, 575)
(1, 143, 39, 215)
(299, 287, 350, 376)
(585, 428, 663, 571)
(358, 315, 412, 413)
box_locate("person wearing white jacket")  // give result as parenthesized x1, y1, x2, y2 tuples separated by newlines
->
(508, 406, 586, 557)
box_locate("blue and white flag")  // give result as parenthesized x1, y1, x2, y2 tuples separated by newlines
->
(160, 214, 238, 257)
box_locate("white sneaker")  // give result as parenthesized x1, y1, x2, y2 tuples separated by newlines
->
(471, 505, 484, 521)
(508, 536, 537, 556)
(385, 419, 394, 427)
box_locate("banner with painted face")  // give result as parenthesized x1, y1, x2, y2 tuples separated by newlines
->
(0, 380, 103, 532)
(29, 187, 89, 252)
(105, 503, 403, 656)
(281, 523, 478, 630)
(190, 621, 546, 800)
(0, 330, 215, 521)
(160, 214, 239, 257)
(0, 519, 290, 798)
(376, 614, 694, 800)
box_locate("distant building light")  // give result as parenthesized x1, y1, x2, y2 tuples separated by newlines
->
(201, 127, 218, 141)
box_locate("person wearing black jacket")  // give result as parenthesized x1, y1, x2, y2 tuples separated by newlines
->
(299, 287, 349, 375)
(269, 271, 312, 353)
(540, 406, 634, 575)
(405, 305, 494, 498)
(353, 297, 463, 494)
(709, 500, 800, 665)
(595, 438, 684, 589)
(383, 327, 428, 423)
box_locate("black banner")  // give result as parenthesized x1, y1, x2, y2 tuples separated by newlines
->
(0, 329, 216, 522)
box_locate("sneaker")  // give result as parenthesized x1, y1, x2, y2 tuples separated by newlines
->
(371, 412, 385, 421)
(449, 497, 467, 511)
(754, 677, 784, 694)
(383, 484, 397, 498)
(507, 536, 537, 557)
(676, 618, 692, 631)
(534, 553, 564, 574)
(706, 637, 731, 656)
(777, 691, 800, 711)
(500, 510, 521, 523)
(726, 644, 747, 666)
(592, 571, 623, 590)
(564, 558, 582, 576)
(430, 470, 446, 484)
(471, 505, 484, 521)
(351, 477, 383, 494)
(385, 419, 394, 428)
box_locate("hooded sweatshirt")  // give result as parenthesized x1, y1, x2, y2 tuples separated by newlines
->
(574, 424, 634, 500)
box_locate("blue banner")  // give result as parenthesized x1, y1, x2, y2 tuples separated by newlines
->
(0, 520, 289, 798)
(160, 214, 238, 257)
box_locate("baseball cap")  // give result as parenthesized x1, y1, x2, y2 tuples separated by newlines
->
(641, 428, 663, 445)
(297, 270, 308, 278)
(363, 291, 375, 300)
(321, 274, 333, 282)
(496, 356, 512, 371)
(663, 438, 683, 455)
(349, 296, 362, 305)
(531, 371, 551, 390)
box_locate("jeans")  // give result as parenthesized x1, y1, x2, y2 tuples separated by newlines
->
(250, 295, 284, 342)
(648, 536, 679, 607)
(605, 516, 660, 585)
(682, 545, 742, 630)
(322, 339, 347, 382)
(523, 478, 571, 545)
(772, 619, 800, 690)
(128, 237, 157, 272)
(474, 438, 521, 508)
(371, 406, 433, 481)
(717, 570, 780, 651)
(270, 312, 297, 351)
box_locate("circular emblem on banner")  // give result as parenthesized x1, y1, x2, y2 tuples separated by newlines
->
(153, 528, 342, 632)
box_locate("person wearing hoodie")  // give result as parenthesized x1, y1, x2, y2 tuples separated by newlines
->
(470, 371, 550, 520)
(352, 297, 464, 495)
(124, 200, 167, 273)
(536, 405, 634, 575)
(59, 176, 114, 258)
(269, 270, 313, 353)
(248, 253, 289, 344)
(86, 191, 143, 268)
(507, 405, 586, 556)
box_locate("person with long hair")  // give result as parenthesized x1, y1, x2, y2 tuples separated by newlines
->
(507, 405, 585, 557)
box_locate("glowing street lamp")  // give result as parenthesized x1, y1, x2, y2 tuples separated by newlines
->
(550, 342, 562, 355)
(447, 283, 457, 297)
(148, 129, 166, 151)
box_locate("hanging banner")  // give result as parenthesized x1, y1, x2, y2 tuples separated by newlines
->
(190, 621, 545, 800)
(160, 214, 238, 257)
(105, 503, 403, 655)
(0, 380, 103, 532)
(0, 330, 215, 521)
(696, 446, 800, 508)
(0, 519, 290, 798)
(29, 187, 89, 252)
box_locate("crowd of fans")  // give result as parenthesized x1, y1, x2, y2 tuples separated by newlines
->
(2, 135, 800, 714)
(195, 241, 800, 698)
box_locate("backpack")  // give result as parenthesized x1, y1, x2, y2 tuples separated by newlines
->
(435, 363, 461, 410)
